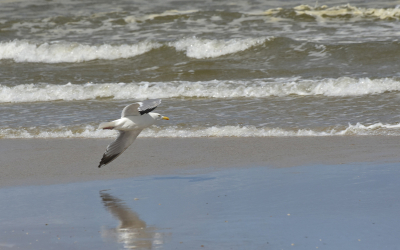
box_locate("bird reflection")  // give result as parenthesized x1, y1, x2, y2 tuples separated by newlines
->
(100, 191, 163, 249)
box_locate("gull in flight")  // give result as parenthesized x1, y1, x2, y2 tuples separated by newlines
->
(98, 99, 169, 168)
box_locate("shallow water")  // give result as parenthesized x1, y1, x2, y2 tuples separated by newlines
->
(0, 164, 399, 250)
(1, 0, 400, 138)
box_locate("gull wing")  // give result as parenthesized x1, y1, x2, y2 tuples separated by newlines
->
(121, 103, 140, 117)
(121, 99, 161, 117)
(138, 99, 161, 115)
(98, 129, 143, 168)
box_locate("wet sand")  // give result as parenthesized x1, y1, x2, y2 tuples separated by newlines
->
(1, 162, 400, 249)
(1, 137, 400, 249)
(1, 136, 400, 187)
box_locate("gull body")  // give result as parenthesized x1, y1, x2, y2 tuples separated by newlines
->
(99, 113, 163, 131)
(98, 99, 169, 168)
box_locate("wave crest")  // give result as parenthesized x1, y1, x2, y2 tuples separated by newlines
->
(252, 4, 400, 20)
(1, 77, 399, 103)
(2, 123, 400, 139)
(171, 37, 271, 59)
(0, 37, 271, 63)
(0, 40, 161, 63)
(294, 4, 400, 20)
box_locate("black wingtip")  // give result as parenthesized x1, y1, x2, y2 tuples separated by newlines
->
(98, 155, 107, 168)
(139, 106, 157, 115)
(98, 159, 106, 168)
(98, 153, 120, 169)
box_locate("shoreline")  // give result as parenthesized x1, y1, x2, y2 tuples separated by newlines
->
(1, 136, 400, 187)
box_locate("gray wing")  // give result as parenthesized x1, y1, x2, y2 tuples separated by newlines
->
(121, 99, 161, 117)
(121, 103, 140, 117)
(98, 129, 143, 168)
(138, 99, 161, 115)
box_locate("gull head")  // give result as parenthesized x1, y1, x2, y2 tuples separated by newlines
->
(150, 112, 169, 121)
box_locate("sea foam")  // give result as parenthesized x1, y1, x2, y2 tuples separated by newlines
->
(0, 37, 270, 63)
(171, 37, 270, 59)
(253, 4, 400, 20)
(293, 4, 400, 20)
(2, 122, 400, 139)
(0, 40, 161, 63)
(1, 77, 400, 103)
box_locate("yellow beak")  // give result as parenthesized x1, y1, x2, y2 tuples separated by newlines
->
(162, 116, 170, 120)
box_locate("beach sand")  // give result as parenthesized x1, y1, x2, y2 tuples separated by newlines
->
(1, 137, 400, 250)
(1, 136, 399, 187)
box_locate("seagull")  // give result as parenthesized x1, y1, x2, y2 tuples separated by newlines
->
(98, 99, 169, 168)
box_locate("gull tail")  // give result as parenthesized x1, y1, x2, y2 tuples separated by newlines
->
(98, 121, 117, 130)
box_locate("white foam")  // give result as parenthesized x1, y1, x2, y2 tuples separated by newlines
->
(294, 4, 400, 20)
(338, 122, 400, 136)
(141, 126, 335, 137)
(0, 125, 116, 139)
(141, 10, 199, 21)
(252, 4, 400, 20)
(122, 10, 199, 24)
(2, 123, 400, 139)
(1, 77, 400, 103)
(0, 40, 161, 63)
(0, 37, 272, 63)
(288, 77, 400, 96)
(171, 37, 270, 59)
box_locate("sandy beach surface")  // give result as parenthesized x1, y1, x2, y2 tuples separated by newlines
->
(1, 136, 400, 187)
(1, 137, 400, 250)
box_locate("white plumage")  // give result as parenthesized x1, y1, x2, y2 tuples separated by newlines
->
(98, 99, 169, 168)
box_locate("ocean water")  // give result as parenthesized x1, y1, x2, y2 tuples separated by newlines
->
(1, 0, 400, 138)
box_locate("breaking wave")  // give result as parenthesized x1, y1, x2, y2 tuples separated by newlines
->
(251, 4, 400, 20)
(0, 40, 161, 63)
(1, 77, 399, 103)
(171, 37, 270, 59)
(0, 37, 271, 63)
(294, 4, 400, 20)
(2, 122, 400, 139)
